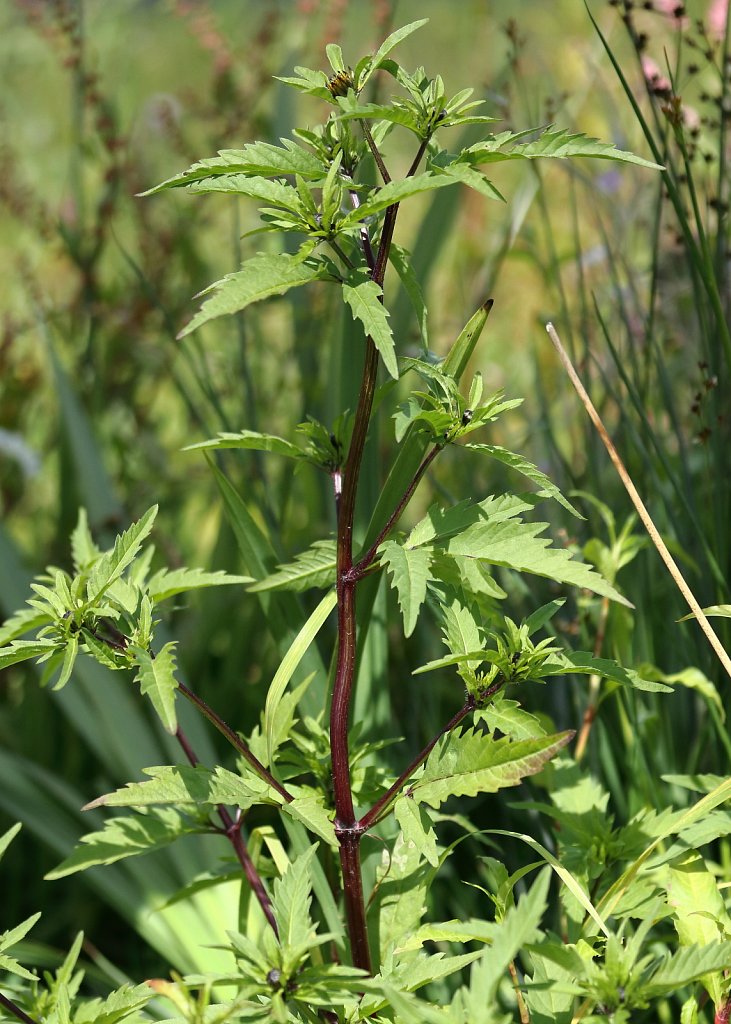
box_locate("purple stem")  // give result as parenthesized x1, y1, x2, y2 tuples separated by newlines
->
(176, 681, 292, 804)
(175, 725, 278, 934)
(0, 993, 39, 1024)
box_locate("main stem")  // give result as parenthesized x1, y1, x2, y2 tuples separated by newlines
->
(330, 135, 431, 973)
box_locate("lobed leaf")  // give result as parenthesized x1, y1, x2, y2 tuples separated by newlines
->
(46, 810, 205, 879)
(85, 764, 276, 811)
(146, 567, 252, 603)
(464, 443, 581, 517)
(132, 642, 180, 735)
(339, 172, 457, 228)
(248, 539, 337, 593)
(179, 254, 333, 338)
(142, 140, 326, 194)
(342, 278, 398, 379)
(380, 540, 432, 637)
(86, 506, 158, 604)
(412, 729, 573, 810)
(0, 639, 58, 670)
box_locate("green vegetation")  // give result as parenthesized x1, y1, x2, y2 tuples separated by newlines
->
(0, 2, 729, 1022)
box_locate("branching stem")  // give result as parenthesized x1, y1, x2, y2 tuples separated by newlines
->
(175, 726, 278, 934)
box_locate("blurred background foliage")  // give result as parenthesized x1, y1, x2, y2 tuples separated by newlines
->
(0, 0, 729, 991)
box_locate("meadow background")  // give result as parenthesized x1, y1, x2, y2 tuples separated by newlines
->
(0, 0, 729, 995)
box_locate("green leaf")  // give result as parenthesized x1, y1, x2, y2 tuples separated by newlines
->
(70, 508, 101, 572)
(339, 173, 456, 228)
(638, 664, 724, 718)
(466, 868, 551, 1011)
(367, 19, 428, 77)
(0, 823, 22, 861)
(281, 790, 337, 849)
(394, 796, 439, 866)
(146, 567, 252, 603)
(678, 604, 731, 621)
(342, 278, 398, 379)
(85, 764, 276, 811)
(272, 846, 317, 969)
(86, 506, 158, 604)
(465, 127, 663, 169)
(0, 605, 51, 645)
(432, 160, 505, 202)
(645, 942, 731, 997)
(362, 302, 493, 555)
(540, 650, 668, 692)
(389, 243, 428, 348)
(477, 699, 546, 741)
(0, 639, 58, 670)
(661, 851, 731, 1005)
(185, 174, 301, 210)
(73, 983, 153, 1024)
(183, 428, 304, 458)
(179, 254, 332, 338)
(376, 832, 432, 960)
(464, 443, 581, 517)
(248, 540, 337, 593)
(411, 729, 573, 810)
(444, 514, 632, 606)
(380, 540, 432, 637)
(142, 141, 326, 193)
(52, 635, 79, 692)
(264, 590, 336, 766)
(407, 492, 536, 549)
(46, 809, 205, 879)
(132, 642, 180, 735)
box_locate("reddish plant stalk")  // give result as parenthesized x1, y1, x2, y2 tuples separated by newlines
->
(175, 725, 278, 934)
(0, 993, 38, 1024)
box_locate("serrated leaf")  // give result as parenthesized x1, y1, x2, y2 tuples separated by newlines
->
(146, 567, 252, 603)
(445, 515, 632, 606)
(272, 846, 317, 967)
(412, 729, 573, 809)
(368, 19, 428, 74)
(394, 796, 439, 866)
(73, 983, 153, 1024)
(185, 174, 301, 210)
(0, 951, 38, 981)
(464, 443, 581, 517)
(432, 160, 505, 202)
(132, 642, 179, 734)
(342, 278, 398, 379)
(85, 764, 275, 811)
(0, 605, 51, 645)
(0, 639, 58, 669)
(281, 790, 337, 848)
(70, 507, 101, 571)
(143, 141, 326, 194)
(477, 699, 546, 740)
(86, 506, 158, 604)
(46, 810, 204, 879)
(339, 173, 456, 228)
(465, 127, 662, 169)
(182, 428, 304, 458)
(407, 493, 535, 549)
(380, 540, 432, 637)
(644, 942, 731, 997)
(540, 650, 667, 691)
(661, 851, 731, 1005)
(248, 540, 336, 593)
(0, 911, 42, 953)
(466, 868, 551, 1010)
(179, 254, 331, 338)
(52, 635, 78, 692)
(376, 832, 432, 960)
